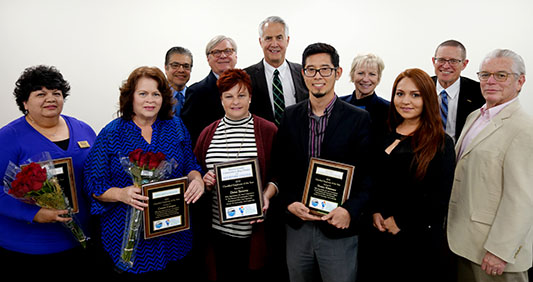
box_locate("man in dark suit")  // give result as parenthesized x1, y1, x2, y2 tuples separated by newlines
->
(181, 35, 237, 145)
(244, 16, 308, 282)
(244, 16, 307, 125)
(432, 40, 484, 141)
(273, 42, 371, 282)
(164, 46, 193, 117)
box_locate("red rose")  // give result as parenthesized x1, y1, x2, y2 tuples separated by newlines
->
(148, 152, 165, 170)
(129, 149, 143, 164)
(139, 152, 151, 169)
(9, 162, 47, 197)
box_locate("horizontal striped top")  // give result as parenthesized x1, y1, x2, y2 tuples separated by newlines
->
(205, 115, 257, 238)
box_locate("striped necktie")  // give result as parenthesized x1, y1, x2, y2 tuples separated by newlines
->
(273, 69, 285, 125)
(440, 90, 448, 130)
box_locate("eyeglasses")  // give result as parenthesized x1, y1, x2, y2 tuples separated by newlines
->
(168, 62, 191, 70)
(303, 67, 337, 77)
(477, 71, 518, 82)
(209, 48, 235, 58)
(434, 57, 463, 66)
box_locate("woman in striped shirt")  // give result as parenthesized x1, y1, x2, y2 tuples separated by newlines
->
(194, 68, 278, 282)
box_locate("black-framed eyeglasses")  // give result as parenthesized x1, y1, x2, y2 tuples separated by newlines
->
(209, 48, 235, 58)
(477, 71, 518, 82)
(168, 62, 192, 70)
(434, 57, 463, 66)
(303, 67, 337, 77)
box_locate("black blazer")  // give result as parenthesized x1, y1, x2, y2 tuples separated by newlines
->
(181, 71, 224, 146)
(432, 76, 484, 140)
(273, 97, 372, 238)
(244, 60, 308, 123)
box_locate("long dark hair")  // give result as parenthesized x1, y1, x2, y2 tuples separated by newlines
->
(389, 68, 445, 180)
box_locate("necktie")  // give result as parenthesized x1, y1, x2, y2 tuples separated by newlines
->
(175, 90, 185, 116)
(273, 69, 285, 126)
(440, 90, 448, 130)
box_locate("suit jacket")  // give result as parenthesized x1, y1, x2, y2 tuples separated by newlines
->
(273, 97, 372, 238)
(432, 76, 484, 140)
(181, 71, 224, 146)
(244, 60, 308, 123)
(447, 99, 533, 272)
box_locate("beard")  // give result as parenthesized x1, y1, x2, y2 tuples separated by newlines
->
(311, 92, 327, 98)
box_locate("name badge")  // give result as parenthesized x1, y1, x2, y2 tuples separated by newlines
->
(78, 141, 90, 148)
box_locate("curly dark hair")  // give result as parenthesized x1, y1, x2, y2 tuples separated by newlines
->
(13, 65, 71, 114)
(118, 66, 175, 120)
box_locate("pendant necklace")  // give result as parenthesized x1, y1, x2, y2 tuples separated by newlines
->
(223, 117, 250, 160)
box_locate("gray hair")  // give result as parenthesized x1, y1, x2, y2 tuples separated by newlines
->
(258, 16, 289, 37)
(481, 49, 526, 75)
(435, 40, 467, 60)
(349, 53, 385, 82)
(205, 35, 237, 56)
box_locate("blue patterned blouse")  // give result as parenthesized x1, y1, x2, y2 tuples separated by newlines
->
(83, 117, 201, 274)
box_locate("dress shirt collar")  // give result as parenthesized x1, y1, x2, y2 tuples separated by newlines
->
(308, 95, 337, 118)
(170, 85, 187, 95)
(479, 96, 518, 120)
(263, 59, 289, 78)
(436, 77, 460, 100)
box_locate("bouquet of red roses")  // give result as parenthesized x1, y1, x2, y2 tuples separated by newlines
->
(2, 153, 88, 248)
(118, 148, 176, 269)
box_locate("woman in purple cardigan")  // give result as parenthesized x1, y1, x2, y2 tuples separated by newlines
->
(194, 68, 277, 282)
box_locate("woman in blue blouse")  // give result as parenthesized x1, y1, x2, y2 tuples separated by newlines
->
(83, 66, 204, 279)
(0, 65, 96, 278)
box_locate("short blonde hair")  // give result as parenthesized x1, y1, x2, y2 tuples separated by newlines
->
(349, 53, 385, 82)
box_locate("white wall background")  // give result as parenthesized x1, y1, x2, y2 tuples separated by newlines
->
(1, 0, 532, 132)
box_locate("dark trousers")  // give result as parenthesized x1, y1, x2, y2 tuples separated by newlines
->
(213, 231, 251, 282)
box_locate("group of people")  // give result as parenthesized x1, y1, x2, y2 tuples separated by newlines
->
(0, 15, 532, 282)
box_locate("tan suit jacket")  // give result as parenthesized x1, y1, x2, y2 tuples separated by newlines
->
(447, 99, 533, 272)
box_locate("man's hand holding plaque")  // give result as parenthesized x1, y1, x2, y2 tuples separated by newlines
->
(301, 158, 354, 219)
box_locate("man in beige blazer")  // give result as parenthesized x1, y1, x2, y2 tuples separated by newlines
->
(447, 49, 533, 282)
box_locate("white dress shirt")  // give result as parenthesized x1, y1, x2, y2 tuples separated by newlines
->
(437, 79, 460, 141)
(263, 60, 297, 113)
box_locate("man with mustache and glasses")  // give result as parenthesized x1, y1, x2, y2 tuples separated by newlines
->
(272, 43, 371, 282)
(164, 46, 193, 117)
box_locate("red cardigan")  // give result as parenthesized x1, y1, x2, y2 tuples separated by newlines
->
(193, 114, 277, 186)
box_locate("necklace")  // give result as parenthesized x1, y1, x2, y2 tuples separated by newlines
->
(223, 117, 251, 160)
